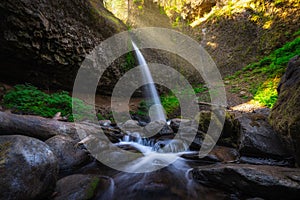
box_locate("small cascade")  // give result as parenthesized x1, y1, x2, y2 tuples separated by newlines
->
(121, 131, 156, 147)
(131, 41, 166, 122)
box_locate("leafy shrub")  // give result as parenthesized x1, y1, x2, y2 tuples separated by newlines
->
(3, 84, 94, 122)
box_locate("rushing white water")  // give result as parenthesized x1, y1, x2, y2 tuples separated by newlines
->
(108, 133, 205, 199)
(131, 41, 166, 122)
(116, 132, 196, 173)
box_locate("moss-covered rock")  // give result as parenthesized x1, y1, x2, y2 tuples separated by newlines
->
(195, 110, 240, 147)
(54, 174, 113, 200)
(269, 55, 300, 165)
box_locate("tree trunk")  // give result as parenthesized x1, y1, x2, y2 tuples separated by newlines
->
(0, 112, 79, 140)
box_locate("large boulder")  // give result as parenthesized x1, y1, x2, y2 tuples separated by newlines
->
(0, 0, 127, 94)
(54, 174, 114, 200)
(238, 112, 290, 159)
(45, 135, 89, 171)
(192, 164, 300, 199)
(269, 55, 300, 165)
(195, 110, 240, 148)
(182, 145, 239, 163)
(0, 135, 58, 200)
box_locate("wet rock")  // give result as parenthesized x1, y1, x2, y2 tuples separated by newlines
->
(105, 132, 124, 143)
(144, 120, 173, 136)
(45, 135, 89, 171)
(192, 164, 300, 199)
(113, 164, 227, 200)
(54, 174, 114, 200)
(189, 134, 204, 150)
(238, 113, 290, 159)
(117, 144, 143, 154)
(195, 110, 240, 147)
(239, 156, 294, 167)
(253, 107, 270, 117)
(195, 110, 213, 133)
(269, 55, 300, 165)
(120, 120, 143, 133)
(178, 126, 201, 149)
(0, 0, 126, 94)
(153, 139, 189, 153)
(99, 149, 143, 169)
(170, 118, 192, 132)
(182, 146, 239, 163)
(0, 135, 58, 200)
(207, 146, 239, 162)
(99, 120, 112, 127)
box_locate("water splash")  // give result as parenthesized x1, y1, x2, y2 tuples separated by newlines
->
(112, 136, 207, 199)
(117, 131, 196, 173)
(131, 41, 166, 122)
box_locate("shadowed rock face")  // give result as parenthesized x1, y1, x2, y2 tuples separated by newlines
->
(0, 0, 126, 93)
(269, 55, 300, 165)
(192, 164, 300, 199)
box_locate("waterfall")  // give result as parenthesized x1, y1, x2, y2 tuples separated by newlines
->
(131, 41, 166, 122)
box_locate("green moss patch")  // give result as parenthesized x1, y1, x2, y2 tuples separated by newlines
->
(2, 84, 94, 122)
(226, 33, 300, 108)
(86, 177, 100, 199)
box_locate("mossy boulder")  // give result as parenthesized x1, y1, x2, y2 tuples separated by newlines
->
(269, 55, 300, 165)
(195, 110, 240, 148)
(54, 174, 113, 200)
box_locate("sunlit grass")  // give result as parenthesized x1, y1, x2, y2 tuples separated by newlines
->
(226, 31, 300, 108)
(252, 77, 280, 108)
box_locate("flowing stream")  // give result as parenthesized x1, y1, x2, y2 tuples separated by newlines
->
(84, 131, 225, 200)
(76, 42, 226, 199)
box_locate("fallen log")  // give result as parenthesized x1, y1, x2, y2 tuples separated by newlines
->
(0, 111, 146, 170)
(0, 111, 113, 141)
(196, 101, 230, 109)
(0, 111, 78, 140)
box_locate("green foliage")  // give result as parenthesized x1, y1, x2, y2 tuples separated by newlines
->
(193, 84, 208, 93)
(158, 84, 208, 117)
(227, 31, 300, 108)
(160, 92, 179, 117)
(253, 78, 280, 108)
(121, 51, 135, 72)
(243, 36, 300, 77)
(96, 113, 106, 120)
(3, 84, 94, 122)
(135, 100, 152, 117)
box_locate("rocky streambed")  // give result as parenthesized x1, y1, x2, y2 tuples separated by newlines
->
(1, 107, 300, 200)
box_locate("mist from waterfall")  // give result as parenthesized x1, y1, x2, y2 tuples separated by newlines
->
(131, 41, 166, 122)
